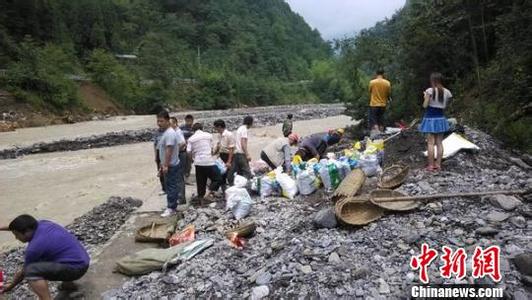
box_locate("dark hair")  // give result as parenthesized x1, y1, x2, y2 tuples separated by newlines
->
(9, 214, 38, 233)
(243, 116, 253, 126)
(430, 72, 444, 103)
(170, 116, 178, 123)
(287, 113, 293, 119)
(213, 119, 226, 129)
(192, 123, 203, 131)
(157, 110, 170, 120)
(376, 70, 385, 76)
(185, 114, 194, 120)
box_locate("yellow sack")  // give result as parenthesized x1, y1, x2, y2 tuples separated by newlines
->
(367, 139, 384, 151)
(292, 154, 303, 165)
(354, 141, 362, 150)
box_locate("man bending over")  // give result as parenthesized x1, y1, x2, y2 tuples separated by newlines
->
(1, 215, 90, 300)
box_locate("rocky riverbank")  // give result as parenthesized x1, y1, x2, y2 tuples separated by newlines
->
(99, 126, 531, 299)
(0, 103, 345, 159)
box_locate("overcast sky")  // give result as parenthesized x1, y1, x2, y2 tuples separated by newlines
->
(285, 0, 406, 40)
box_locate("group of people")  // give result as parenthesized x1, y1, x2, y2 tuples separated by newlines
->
(368, 70, 453, 171)
(154, 110, 347, 217)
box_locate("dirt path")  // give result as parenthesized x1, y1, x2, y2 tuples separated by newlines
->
(0, 115, 356, 250)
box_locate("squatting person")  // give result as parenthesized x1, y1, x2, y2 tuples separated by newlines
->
(0, 215, 90, 300)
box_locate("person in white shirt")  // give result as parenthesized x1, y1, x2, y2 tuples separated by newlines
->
(212, 119, 235, 189)
(170, 117, 187, 205)
(186, 123, 223, 202)
(228, 116, 253, 184)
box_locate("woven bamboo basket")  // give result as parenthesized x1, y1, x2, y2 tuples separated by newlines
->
(378, 164, 409, 189)
(334, 196, 384, 226)
(135, 221, 176, 243)
(369, 189, 420, 211)
(224, 221, 256, 238)
(332, 169, 366, 202)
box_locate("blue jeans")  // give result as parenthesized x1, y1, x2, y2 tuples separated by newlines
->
(165, 165, 179, 209)
(177, 152, 187, 204)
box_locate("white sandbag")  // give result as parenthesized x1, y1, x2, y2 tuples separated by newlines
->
(277, 172, 298, 199)
(215, 158, 227, 175)
(358, 154, 380, 177)
(225, 185, 253, 219)
(260, 175, 275, 198)
(423, 133, 479, 159)
(232, 190, 253, 219)
(233, 174, 248, 188)
(296, 170, 317, 195)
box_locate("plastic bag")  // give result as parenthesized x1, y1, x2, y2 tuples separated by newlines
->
(232, 191, 253, 219)
(296, 170, 317, 195)
(215, 158, 227, 175)
(260, 175, 277, 198)
(358, 154, 380, 177)
(318, 160, 341, 191)
(169, 224, 195, 247)
(250, 176, 260, 193)
(336, 160, 351, 180)
(250, 160, 270, 175)
(275, 167, 298, 199)
(233, 174, 248, 188)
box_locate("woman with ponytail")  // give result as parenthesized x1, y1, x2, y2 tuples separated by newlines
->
(420, 72, 452, 171)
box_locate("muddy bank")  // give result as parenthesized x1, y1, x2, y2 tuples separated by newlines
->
(1, 197, 142, 298)
(0, 104, 345, 159)
(102, 127, 531, 299)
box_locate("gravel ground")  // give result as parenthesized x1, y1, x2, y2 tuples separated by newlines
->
(1, 197, 142, 298)
(100, 127, 532, 299)
(0, 104, 344, 159)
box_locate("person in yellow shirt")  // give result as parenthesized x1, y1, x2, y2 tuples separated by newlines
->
(368, 70, 391, 132)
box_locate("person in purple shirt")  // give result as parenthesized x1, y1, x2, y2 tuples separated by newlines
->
(0, 215, 90, 300)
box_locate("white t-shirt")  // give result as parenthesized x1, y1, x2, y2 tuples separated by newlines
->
(425, 87, 452, 109)
(186, 130, 215, 166)
(235, 125, 248, 154)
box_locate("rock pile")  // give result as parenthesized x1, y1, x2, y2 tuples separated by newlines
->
(0, 104, 345, 159)
(1, 196, 142, 298)
(104, 127, 531, 299)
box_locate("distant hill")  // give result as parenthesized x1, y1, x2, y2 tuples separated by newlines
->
(0, 0, 332, 112)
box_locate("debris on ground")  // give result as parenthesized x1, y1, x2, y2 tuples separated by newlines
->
(104, 126, 530, 299)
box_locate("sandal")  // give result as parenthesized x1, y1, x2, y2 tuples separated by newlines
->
(425, 165, 436, 172)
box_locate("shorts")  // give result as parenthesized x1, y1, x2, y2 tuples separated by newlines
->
(25, 262, 89, 281)
(368, 106, 386, 128)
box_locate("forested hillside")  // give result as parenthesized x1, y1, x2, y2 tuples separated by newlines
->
(330, 0, 531, 152)
(0, 0, 331, 112)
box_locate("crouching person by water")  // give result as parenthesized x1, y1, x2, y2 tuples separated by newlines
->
(0, 215, 90, 300)
(420, 72, 452, 172)
(260, 133, 299, 174)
